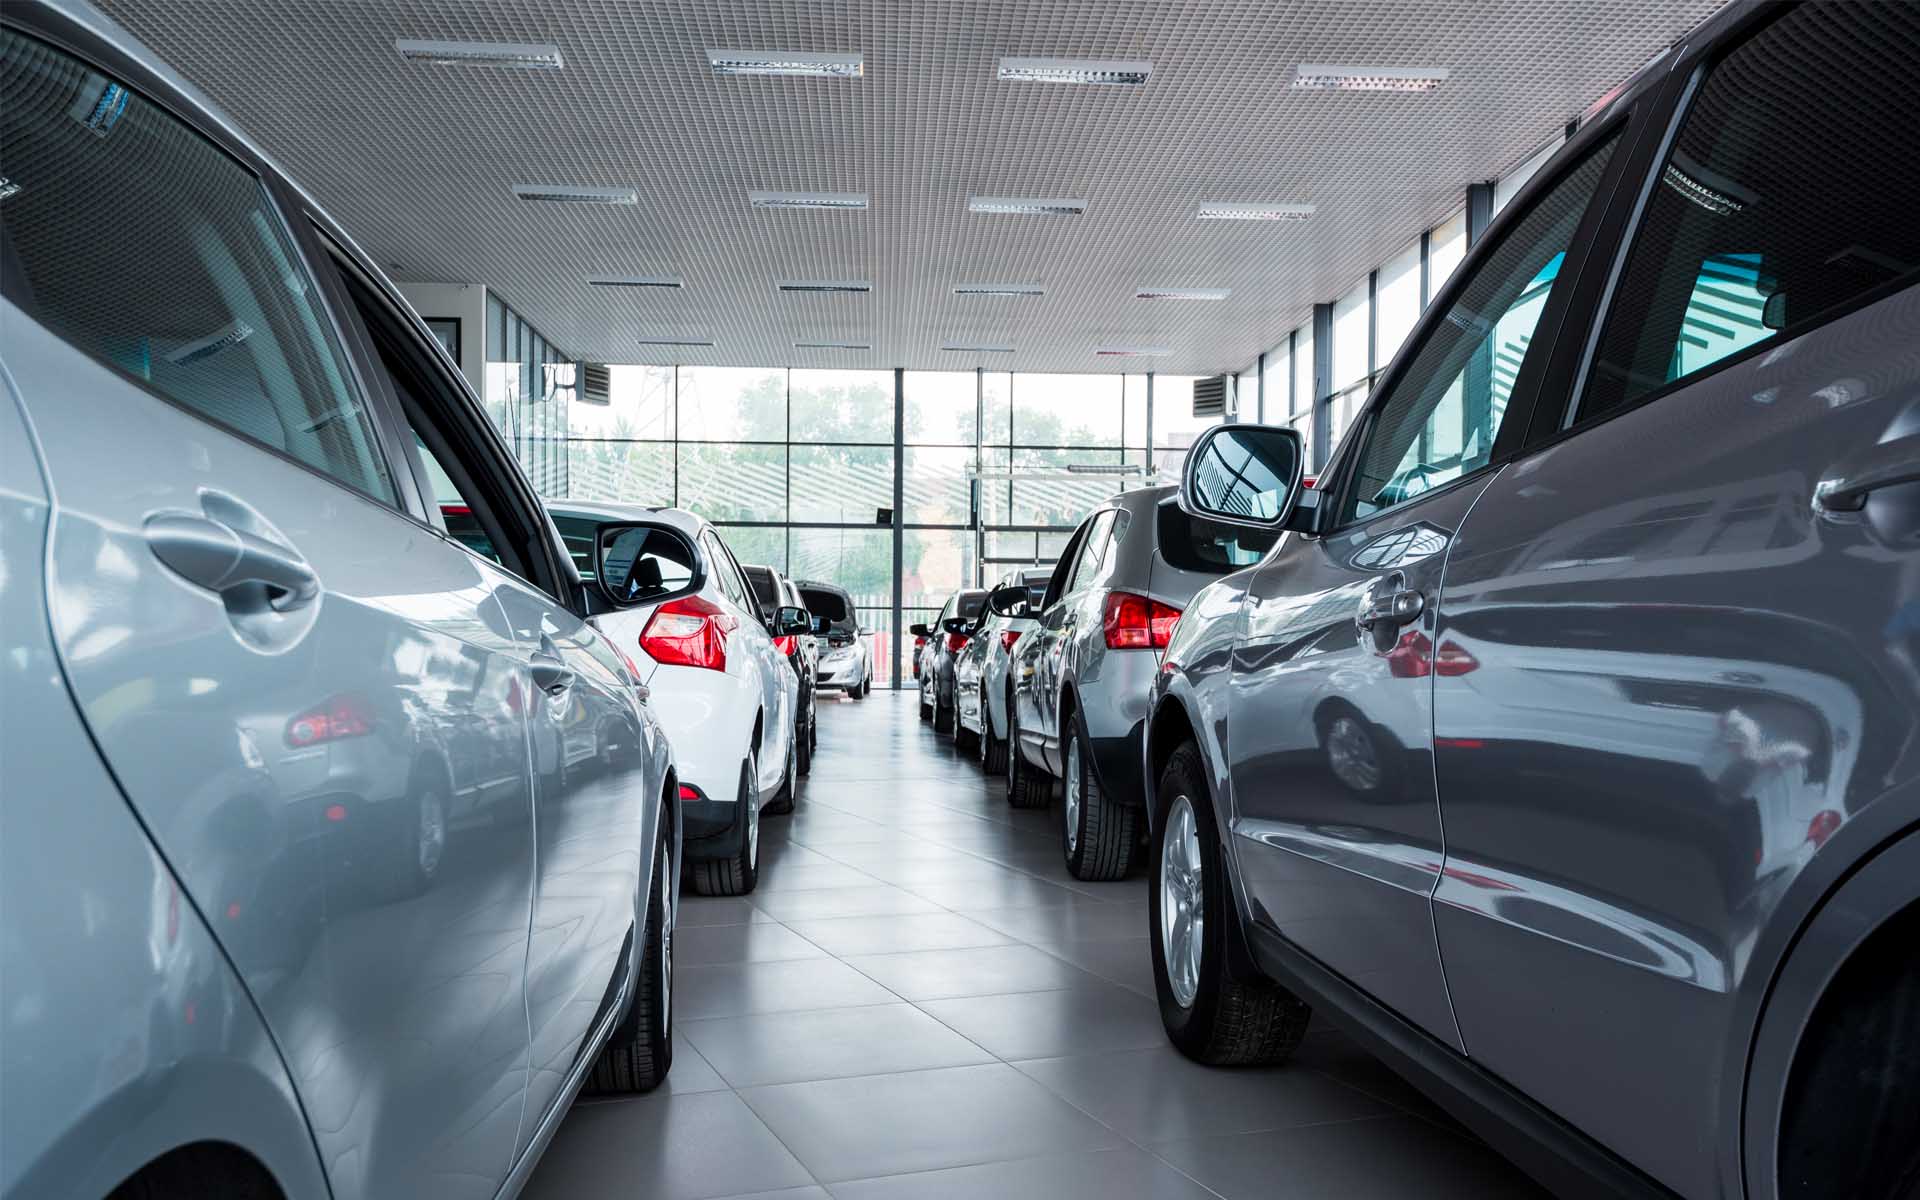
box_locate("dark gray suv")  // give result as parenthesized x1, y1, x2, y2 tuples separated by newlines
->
(1143, 5, 1920, 1198)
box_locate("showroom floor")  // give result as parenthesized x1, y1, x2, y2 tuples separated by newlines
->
(523, 690, 1545, 1200)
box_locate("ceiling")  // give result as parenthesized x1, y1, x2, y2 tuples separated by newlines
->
(93, 0, 1725, 376)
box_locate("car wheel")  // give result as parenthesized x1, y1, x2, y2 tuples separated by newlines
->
(691, 751, 760, 895)
(980, 684, 1009, 776)
(1006, 707, 1052, 809)
(767, 739, 798, 815)
(1063, 719, 1138, 881)
(795, 711, 813, 778)
(954, 701, 980, 753)
(1152, 741, 1310, 1065)
(588, 815, 674, 1093)
(933, 690, 955, 735)
(919, 689, 934, 721)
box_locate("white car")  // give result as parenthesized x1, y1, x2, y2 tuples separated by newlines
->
(549, 501, 802, 895)
(797, 579, 873, 697)
(956, 568, 1050, 773)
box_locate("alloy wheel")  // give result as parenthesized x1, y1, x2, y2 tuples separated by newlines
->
(1326, 716, 1382, 792)
(1160, 794, 1205, 1009)
(1064, 737, 1082, 853)
(659, 838, 673, 1032)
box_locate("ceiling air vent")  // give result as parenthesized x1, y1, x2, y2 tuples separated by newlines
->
(1291, 64, 1449, 92)
(1192, 374, 1235, 417)
(708, 49, 864, 79)
(637, 338, 715, 347)
(512, 184, 637, 205)
(795, 341, 871, 351)
(1197, 202, 1314, 222)
(396, 40, 563, 69)
(943, 343, 1015, 354)
(968, 196, 1086, 217)
(779, 280, 871, 294)
(589, 276, 683, 289)
(749, 190, 869, 211)
(954, 284, 1045, 297)
(579, 363, 612, 406)
(1095, 346, 1170, 358)
(997, 57, 1153, 86)
(1136, 287, 1230, 301)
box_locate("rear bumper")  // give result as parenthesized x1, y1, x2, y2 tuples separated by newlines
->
(679, 781, 745, 850)
(1077, 651, 1156, 808)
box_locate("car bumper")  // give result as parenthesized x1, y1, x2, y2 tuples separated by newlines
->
(643, 663, 754, 851)
(1077, 651, 1157, 808)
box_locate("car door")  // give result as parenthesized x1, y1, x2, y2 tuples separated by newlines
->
(327, 261, 656, 1165)
(1035, 510, 1116, 770)
(705, 530, 787, 791)
(0, 32, 534, 1199)
(1225, 123, 1634, 1047)
(1430, 8, 1920, 1193)
(1016, 522, 1089, 756)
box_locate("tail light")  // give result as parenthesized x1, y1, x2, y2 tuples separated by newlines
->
(1806, 809, 1842, 848)
(286, 694, 374, 748)
(946, 632, 969, 653)
(999, 629, 1022, 654)
(773, 635, 797, 656)
(1384, 631, 1480, 678)
(642, 594, 736, 672)
(678, 783, 705, 802)
(1103, 591, 1181, 650)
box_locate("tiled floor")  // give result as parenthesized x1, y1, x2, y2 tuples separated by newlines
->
(524, 691, 1545, 1200)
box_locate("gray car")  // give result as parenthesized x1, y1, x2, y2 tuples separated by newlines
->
(0, 6, 680, 1197)
(956, 568, 1051, 773)
(1008, 486, 1275, 880)
(799, 579, 873, 697)
(914, 587, 988, 735)
(1142, 4, 1920, 1197)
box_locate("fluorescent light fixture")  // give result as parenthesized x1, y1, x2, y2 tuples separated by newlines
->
(795, 341, 871, 350)
(968, 195, 1087, 216)
(1135, 287, 1230, 301)
(954, 283, 1045, 297)
(512, 184, 637, 205)
(1196, 201, 1315, 221)
(778, 280, 872, 294)
(396, 39, 563, 69)
(588, 276, 683, 288)
(943, 343, 1015, 353)
(636, 338, 715, 347)
(997, 56, 1152, 86)
(749, 190, 869, 211)
(1064, 463, 1146, 475)
(1095, 345, 1170, 357)
(1292, 64, 1449, 92)
(708, 49, 864, 78)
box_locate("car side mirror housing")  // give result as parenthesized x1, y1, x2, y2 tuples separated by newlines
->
(774, 605, 811, 637)
(940, 616, 972, 636)
(1178, 423, 1315, 535)
(986, 583, 1032, 618)
(909, 622, 932, 638)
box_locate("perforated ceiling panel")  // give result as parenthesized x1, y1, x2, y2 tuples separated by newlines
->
(93, 0, 1725, 375)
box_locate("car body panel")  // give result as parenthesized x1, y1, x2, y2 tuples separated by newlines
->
(918, 587, 987, 716)
(957, 568, 1049, 742)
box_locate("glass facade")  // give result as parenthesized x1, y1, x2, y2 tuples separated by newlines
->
(486, 293, 574, 497)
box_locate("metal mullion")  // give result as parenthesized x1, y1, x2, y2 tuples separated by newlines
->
(892, 366, 905, 689)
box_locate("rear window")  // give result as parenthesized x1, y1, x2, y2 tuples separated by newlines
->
(1156, 502, 1279, 574)
(743, 567, 780, 612)
(801, 587, 851, 624)
(957, 590, 988, 621)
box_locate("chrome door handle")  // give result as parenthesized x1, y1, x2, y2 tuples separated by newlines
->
(146, 511, 320, 612)
(1356, 573, 1423, 631)
(1814, 434, 1920, 513)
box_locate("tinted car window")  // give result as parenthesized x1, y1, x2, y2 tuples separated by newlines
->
(800, 587, 852, 626)
(1066, 511, 1117, 594)
(551, 513, 597, 579)
(1340, 133, 1620, 525)
(1580, 5, 1920, 420)
(0, 30, 395, 504)
(1156, 502, 1280, 574)
(605, 525, 696, 602)
(743, 566, 781, 614)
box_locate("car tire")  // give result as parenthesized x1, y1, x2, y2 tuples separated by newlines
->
(934, 693, 955, 735)
(980, 685, 1009, 776)
(919, 691, 934, 721)
(588, 815, 674, 1093)
(796, 709, 813, 778)
(1063, 718, 1138, 881)
(1152, 741, 1310, 1065)
(691, 751, 760, 895)
(766, 740, 797, 815)
(955, 703, 980, 753)
(1006, 707, 1053, 810)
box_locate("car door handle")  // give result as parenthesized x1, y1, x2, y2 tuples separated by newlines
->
(1356, 573, 1423, 631)
(146, 511, 320, 612)
(1814, 434, 1920, 513)
(531, 636, 574, 696)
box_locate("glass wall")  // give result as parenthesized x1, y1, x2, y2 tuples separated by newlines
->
(486, 293, 573, 497)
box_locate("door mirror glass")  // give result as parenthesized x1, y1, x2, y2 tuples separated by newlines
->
(596, 522, 696, 607)
(1180, 424, 1305, 529)
(941, 616, 972, 637)
(774, 606, 811, 637)
(909, 622, 932, 638)
(987, 582, 1035, 618)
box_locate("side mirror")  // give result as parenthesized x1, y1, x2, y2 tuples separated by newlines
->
(774, 606, 810, 637)
(1179, 423, 1312, 533)
(909, 622, 932, 638)
(986, 583, 1032, 618)
(941, 616, 971, 637)
(595, 523, 657, 607)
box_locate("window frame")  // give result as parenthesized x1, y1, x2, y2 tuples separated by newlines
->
(1065, 510, 1117, 597)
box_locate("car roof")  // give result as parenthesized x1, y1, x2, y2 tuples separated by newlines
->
(795, 579, 850, 597)
(545, 499, 704, 536)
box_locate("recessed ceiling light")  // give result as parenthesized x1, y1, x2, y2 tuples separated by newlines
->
(1291, 64, 1449, 92)
(1095, 346, 1170, 357)
(953, 283, 1046, 297)
(997, 56, 1153, 86)
(636, 338, 715, 347)
(795, 341, 871, 350)
(778, 280, 872, 294)
(1135, 287, 1230, 301)
(968, 196, 1087, 216)
(1196, 201, 1315, 221)
(589, 276, 684, 288)
(512, 184, 637, 205)
(749, 190, 869, 211)
(708, 49, 864, 78)
(396, 40, 563, 69)
(943, 343, 1015, 353)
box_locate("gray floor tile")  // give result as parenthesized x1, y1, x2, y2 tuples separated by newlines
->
(843, 944, 1100, 1001)
(1151, 1116, 1551, 1199)
(677, 897, 775, 928)
(918, 984, 1166, 1060)
(829, 1146, 1217, 1200)
(522, 1090, 814, 1200)
(1013, 1044, 1392, 1143)
(751, 863, 886, 893)
(1039, 938, 1159, 998)
(710, 1189, 832, 1200)
(960, 902, 1151, 946)
(677, 957, 902, 1020)
(663, 1035, 730, 1094)
(784, 912, 1012, 957)
(676, 922, 828, 966)
(750, 885, 945, 922)
(740, 1063, 1121, 1183)
(684, 1002, 993, 1087)
(901, 876, 1102, 911)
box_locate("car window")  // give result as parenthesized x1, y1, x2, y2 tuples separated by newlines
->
(0, 29, 395, 504)
(1339, 132, 1621, 526)
(1043, 521, 1092, 608)
(744, 567, 780, 614)
(551, 513, 597, 580)
(1156, 501, 1280, 574)
(603, 524, 696, 602)
(1578, 5, 1920, 421)
(700, 532, 746, 607)
(413, 433, 502, 564)
(1066, 511, 1117, 594)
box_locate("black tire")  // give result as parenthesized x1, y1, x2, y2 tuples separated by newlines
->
(691, 751, 760, 895)
(1063, 717, 1138, 881)
(796, 709, 813, 777)
(933, 693, 955, 735)
(1006, 706, 1053, 809)
(766, 740, 797, 815)
(852, 674, 867, 699)
(919, 691, 934, 721)
(955, 707, 980, 754)
(1151, 741, 1311, 1065)
(588, 817, 674, 1093)
(980, 686, 1009, 776)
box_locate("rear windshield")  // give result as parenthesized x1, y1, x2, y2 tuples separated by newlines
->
(743, 567, 781, 611)
(957, 590, 988, 621)
(801, 587, 852, 625)
(1156, 503, 1279, 574)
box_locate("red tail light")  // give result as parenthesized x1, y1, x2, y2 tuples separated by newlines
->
(1103, 591, 1181, 650)
(946, 632, 969, 653)
(642, 594, 736, 672)
(678, 783, 703, 802)
(1302, 476, 1317, 490)
(773, 635, 796, 656)
(286, 694, 374, 748)
(1385, 631, 1480, 678)
(1806, 809, 1842, 848)
(999, 629, 1022, 654)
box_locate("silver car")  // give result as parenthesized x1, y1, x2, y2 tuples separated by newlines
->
(1, 6, 678, 1196)
(1008, 486, 1275, 880)
(956, 568, 1050, 774)
(1143, 4, 1920, 1196)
